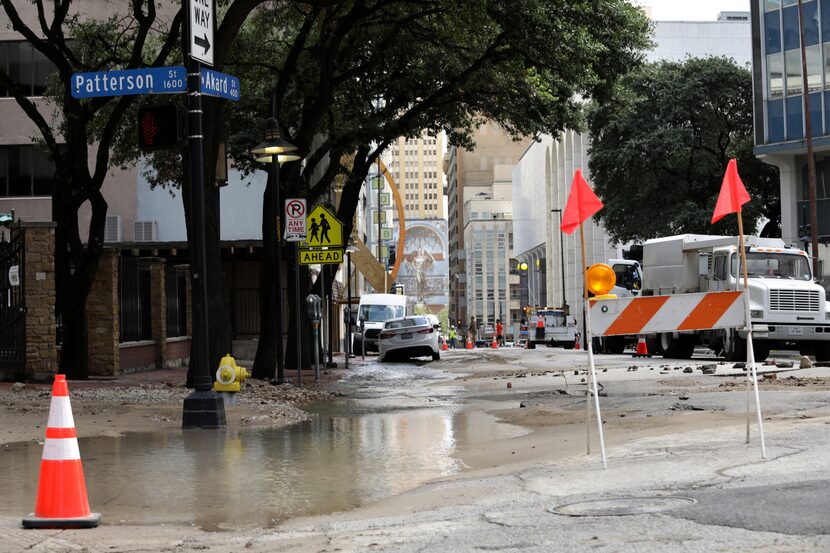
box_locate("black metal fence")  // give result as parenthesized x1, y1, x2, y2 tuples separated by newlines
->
(165, 266, 187, 338)
(119, 257, 151, 342)
(0, 222, 25, 377)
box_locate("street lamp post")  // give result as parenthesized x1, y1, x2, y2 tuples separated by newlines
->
(550, 209, 568, 312)
(252, 118, 301, 385)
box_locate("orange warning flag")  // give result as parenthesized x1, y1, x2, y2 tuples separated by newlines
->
(711, 158, 751, 224)
(559, 169, 604, 235)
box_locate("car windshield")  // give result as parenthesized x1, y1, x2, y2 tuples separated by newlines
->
(384, 316, 427, 329)
(730, 252, 812, 281)
(359, 304, 405, 322)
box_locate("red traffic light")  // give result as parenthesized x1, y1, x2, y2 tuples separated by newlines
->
(137, 104, 183, 151)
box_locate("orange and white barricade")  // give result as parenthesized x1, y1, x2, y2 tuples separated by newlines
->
(588, 289, 765, 462)
(590, 291, 745, 337)
(22, 375, 101, 529)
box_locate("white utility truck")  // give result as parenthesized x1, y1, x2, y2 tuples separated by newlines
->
(635, 234, 830, 361)
(353, 293, 408, 353)
(526, 307, 578, 349)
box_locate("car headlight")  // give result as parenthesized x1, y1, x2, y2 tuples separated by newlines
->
(750, 309, 764, 319)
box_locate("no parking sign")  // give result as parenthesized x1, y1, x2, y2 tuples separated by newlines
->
(285, 199, 307, 242)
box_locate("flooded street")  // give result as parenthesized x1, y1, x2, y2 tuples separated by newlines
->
(1, 359, 524, 529)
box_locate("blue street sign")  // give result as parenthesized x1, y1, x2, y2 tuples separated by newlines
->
(71, 66, 186, 99)
(200, 68, 240, 101)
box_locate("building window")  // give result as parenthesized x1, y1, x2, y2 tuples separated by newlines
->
(823, 0, 830, 41)
(785, 49, 802, 95)
(769, 98, 786, 141)
(809, 91, 823, 135)
(0, 145, 54, 197)
(0, 41, 56, 97)
(787, 95, 804, 139)
(782, 5, 800, 51)
(803, 1, 819, 46)
(807, 45, 822, 92)
(768, 53, 785, 98)
(765, 9, 782, 54)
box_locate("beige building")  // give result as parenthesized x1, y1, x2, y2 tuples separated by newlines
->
(385, 132, 445, 220)
(445, 122, 532, 335)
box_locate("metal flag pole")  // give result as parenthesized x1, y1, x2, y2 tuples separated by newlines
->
(737, 214, 767, 459)
(580, 222, 607, 468)
(295, 243, 302, 387)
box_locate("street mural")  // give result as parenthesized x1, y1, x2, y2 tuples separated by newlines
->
(395, 220, 448, 313)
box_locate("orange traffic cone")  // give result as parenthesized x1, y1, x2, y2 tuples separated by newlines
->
(634, 336, 650, 358)
(22, 375, 101, 529)
(466, 337, 473, 349)
(574, 334, 581, 350)
(441, 338, 449, 351)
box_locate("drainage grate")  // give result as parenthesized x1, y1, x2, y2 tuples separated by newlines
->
(549, 496, 697, 517)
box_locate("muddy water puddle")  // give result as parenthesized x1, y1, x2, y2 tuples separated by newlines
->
(1, 362, 526, 529)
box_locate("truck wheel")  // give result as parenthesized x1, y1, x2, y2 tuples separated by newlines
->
(646, 337, 661, 355)
(432, 351, 440, 361)
(814, 342, 830, 362)
(721, 329, 746, 361)
(660, 333, 694, 359)
(674, 336, 695, 359)
(607, 336, 626, 354)
(752, 342, 771, 362)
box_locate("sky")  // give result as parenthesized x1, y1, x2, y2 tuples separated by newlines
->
(634, 0, 751, 21)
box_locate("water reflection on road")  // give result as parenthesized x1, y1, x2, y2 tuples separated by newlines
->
(3, 360, 479, 528)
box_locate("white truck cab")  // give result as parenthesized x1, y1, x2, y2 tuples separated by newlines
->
(526, 307, 577, 349)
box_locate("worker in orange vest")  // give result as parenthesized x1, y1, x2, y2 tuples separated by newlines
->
(535, 314, 545, 340)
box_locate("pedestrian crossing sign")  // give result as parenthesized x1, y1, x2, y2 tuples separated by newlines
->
(305, 204, 343, 247)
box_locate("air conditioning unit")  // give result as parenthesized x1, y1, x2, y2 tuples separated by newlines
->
(134, 220, 158, 242)
(104, 215, 121, 243)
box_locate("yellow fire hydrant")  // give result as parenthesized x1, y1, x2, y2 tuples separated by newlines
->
(213, 354, 249, 393)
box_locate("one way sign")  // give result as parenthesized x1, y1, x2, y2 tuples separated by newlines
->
(189, 0, 214, 66)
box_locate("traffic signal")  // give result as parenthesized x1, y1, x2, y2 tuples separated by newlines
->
(137, 104, 184, 151)
(387, 244, 396, 268)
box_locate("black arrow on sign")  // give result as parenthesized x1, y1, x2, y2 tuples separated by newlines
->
(195, 33, 211, 54)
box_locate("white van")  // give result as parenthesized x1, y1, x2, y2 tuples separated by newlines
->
(354, 293, 408, 353)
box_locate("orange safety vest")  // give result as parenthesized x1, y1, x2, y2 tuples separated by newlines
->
(537, 318, 544, 328)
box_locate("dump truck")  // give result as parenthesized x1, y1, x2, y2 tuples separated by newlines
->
(636, 234, 830, 361)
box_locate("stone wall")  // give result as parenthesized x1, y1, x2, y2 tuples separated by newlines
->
(87, 249, 119, 376)
(23, 222, 57, 380)
(149, 260, 166, 367)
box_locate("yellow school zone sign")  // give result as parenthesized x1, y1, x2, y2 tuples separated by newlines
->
(305, 205, 343, 247)
(299, 248, 343, 265)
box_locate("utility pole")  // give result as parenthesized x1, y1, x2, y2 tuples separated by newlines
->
(799, 0, 821, 277)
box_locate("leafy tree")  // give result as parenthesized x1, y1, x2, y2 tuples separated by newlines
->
(587, 57, 780, 243)
(218, 0, 652, 378)
(0, 1, 182, 378)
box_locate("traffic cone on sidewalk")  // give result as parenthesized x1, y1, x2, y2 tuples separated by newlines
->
(491, 335, 498, 349)
(574, 334, 581, 350)
(22, 375, 101, 529)
(466, 337, 473, 349)
(441, 338, 449, 351)
(634, 336, 650, 358)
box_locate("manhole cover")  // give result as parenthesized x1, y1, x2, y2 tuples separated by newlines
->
(549, 496, 696, 517)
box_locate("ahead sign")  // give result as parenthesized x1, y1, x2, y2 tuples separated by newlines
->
(189, 0, 214, 66)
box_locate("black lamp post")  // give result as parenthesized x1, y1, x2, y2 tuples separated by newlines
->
(252, 118, 300, 385)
